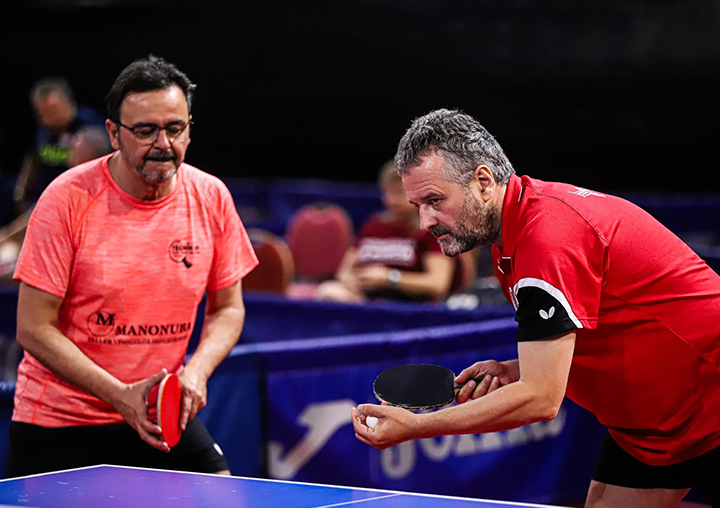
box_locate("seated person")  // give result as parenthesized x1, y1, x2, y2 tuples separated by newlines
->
(316, 161, 455, 302)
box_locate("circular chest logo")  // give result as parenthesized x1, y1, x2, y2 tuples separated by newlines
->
(87, 311, 115, 337)
(169, 240, 198, 268)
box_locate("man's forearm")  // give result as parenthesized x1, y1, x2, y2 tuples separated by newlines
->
(17, 325, 125, 406)
(184, 304, 245, 381)
(418, 379, 559, 438)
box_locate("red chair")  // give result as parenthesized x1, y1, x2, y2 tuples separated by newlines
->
(243, 229, 294, 294)
(285, 202, 353, 282)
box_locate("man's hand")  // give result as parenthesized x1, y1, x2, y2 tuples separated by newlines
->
(454, 359, 520, 404)
(351, 403, 423, 450)
(112, 369, 170, 452)
(354, 265, 394, 291)
(178, 367, 208, 430)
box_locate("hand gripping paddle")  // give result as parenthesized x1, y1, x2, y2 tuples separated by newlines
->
(373, 364, 461, 411)
(147, 373, 183, 447)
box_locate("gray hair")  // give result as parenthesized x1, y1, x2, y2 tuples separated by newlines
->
(394, 108, 515, 185)
(30, 76, 75, 105)
(74, 126, 112, 158)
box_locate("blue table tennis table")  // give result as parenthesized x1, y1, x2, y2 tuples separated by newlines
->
(0, 465, 568, 508)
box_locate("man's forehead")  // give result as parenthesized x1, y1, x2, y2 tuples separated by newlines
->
(402, 165, 455, 201)
(121, 86, 188, 119)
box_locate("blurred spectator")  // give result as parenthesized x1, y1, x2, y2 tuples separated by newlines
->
(316, 160, 456, 302)
(13, 77, 105, 216)
(67, 125, 113, 168)
(445, 245, 511, 310)
(0, 125, 112, 281)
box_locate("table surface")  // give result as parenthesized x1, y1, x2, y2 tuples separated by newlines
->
(0, 465, 567, 508)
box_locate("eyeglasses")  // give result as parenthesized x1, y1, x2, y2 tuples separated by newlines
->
(116, 120, 193, 146)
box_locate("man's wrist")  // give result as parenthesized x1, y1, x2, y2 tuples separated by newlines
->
(387, 268, 402, 287)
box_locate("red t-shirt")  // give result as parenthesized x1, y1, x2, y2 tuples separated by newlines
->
(355, 213, 442, 270)
(493, 174, 720, 466)
(12, 154, 258, 427)
(355, 213, 445, 301)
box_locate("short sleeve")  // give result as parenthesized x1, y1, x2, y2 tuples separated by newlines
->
(206, 183, 259, 292)
(13, 183, 76, 298)
(513, 208, 607, 341)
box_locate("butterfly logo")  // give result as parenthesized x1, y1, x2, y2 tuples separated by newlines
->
(539, 307, 556, 320)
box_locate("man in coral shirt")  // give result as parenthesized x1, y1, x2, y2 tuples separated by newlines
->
(6, 56, 258, 477)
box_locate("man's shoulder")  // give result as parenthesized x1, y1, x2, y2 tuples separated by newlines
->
(41, 156, 109, 203)
(180, 164, 232, 198)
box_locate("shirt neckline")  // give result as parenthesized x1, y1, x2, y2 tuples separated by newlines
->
(102, 152, 183, 208)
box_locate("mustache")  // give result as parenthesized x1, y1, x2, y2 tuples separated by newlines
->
(144, 150, 176, 162)
(429, 224, 452, 238)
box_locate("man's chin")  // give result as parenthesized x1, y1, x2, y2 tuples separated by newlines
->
(438, 239, 464, 258)
(439, 236, 488, 257)
(137, 165, 177, 184)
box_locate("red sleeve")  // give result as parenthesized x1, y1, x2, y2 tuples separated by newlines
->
(512, 204, 607, 341)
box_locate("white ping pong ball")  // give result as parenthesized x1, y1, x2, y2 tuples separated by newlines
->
(366, 416, 379, 429)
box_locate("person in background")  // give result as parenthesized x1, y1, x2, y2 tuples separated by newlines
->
(6, 55, 258, 477)
(352, 108, 720, 507)
(67, 125, 113, 169)
(316, 160, 458, 302)
(0, 125, 112, 281)
(13, 77, 105, 216)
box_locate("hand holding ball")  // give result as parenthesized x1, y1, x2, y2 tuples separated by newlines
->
(366, 416, 378, 428)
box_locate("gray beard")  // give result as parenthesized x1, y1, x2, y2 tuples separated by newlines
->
(135, 164, 177, 184)
(431, 192, 500, 257)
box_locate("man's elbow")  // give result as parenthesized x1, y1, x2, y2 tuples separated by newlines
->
(535, 394, 565, 422)
(15, 325, 38, 352)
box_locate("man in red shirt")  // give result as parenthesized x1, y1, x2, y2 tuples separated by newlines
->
(7, 56, 258, 477)
(352, 109, 720, 507)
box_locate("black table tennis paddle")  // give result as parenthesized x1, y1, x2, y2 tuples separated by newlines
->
(373, 364, 461, 411)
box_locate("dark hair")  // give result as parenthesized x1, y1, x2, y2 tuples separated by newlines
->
(394, 108, 515, 185)
(30, 77, 75, 105)
(105, 55, 196, 122)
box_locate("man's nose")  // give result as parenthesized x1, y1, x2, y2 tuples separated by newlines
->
(419, 207, 437, 231)
(153, 129, 172, 149)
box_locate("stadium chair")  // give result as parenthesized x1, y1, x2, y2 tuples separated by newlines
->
(243, 229, 295, 294)
(285, 202, 353, 283)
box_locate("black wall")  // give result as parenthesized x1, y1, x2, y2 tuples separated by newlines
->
(3, 0, 720, 192)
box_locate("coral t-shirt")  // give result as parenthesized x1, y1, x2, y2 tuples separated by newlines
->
(12, 154, 258, 427)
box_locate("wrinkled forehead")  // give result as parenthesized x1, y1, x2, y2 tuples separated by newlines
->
(402, 164, 458, 204)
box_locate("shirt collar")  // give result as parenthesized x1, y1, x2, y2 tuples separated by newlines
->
(499, 173, 525, 257)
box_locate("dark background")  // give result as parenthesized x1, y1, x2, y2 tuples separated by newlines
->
(3, 0, 720, 193)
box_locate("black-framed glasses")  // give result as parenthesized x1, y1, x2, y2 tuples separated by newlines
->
(116, 120, 193, 146)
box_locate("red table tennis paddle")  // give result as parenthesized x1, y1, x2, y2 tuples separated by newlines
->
(373, 364, 462, 411)
(147, 373, 183, 447)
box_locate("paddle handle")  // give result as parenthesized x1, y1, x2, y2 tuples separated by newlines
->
(453, 376, 501, 398)
(453, 383, 463, 397)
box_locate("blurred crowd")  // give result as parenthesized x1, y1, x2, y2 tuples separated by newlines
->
(0, 77, 111, 280)
(0, 76, 506, 309)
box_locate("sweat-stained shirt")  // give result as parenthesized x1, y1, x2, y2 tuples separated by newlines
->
(493, 174, 720, 466)
(12, 154, 258, 427)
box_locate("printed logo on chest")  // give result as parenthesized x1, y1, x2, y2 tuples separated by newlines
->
(356, 238, 417, 266)
(168, 240, 200, 268)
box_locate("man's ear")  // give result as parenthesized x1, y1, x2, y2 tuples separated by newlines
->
(474, 165, 496, 202)
(105, 119, 120, 151)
